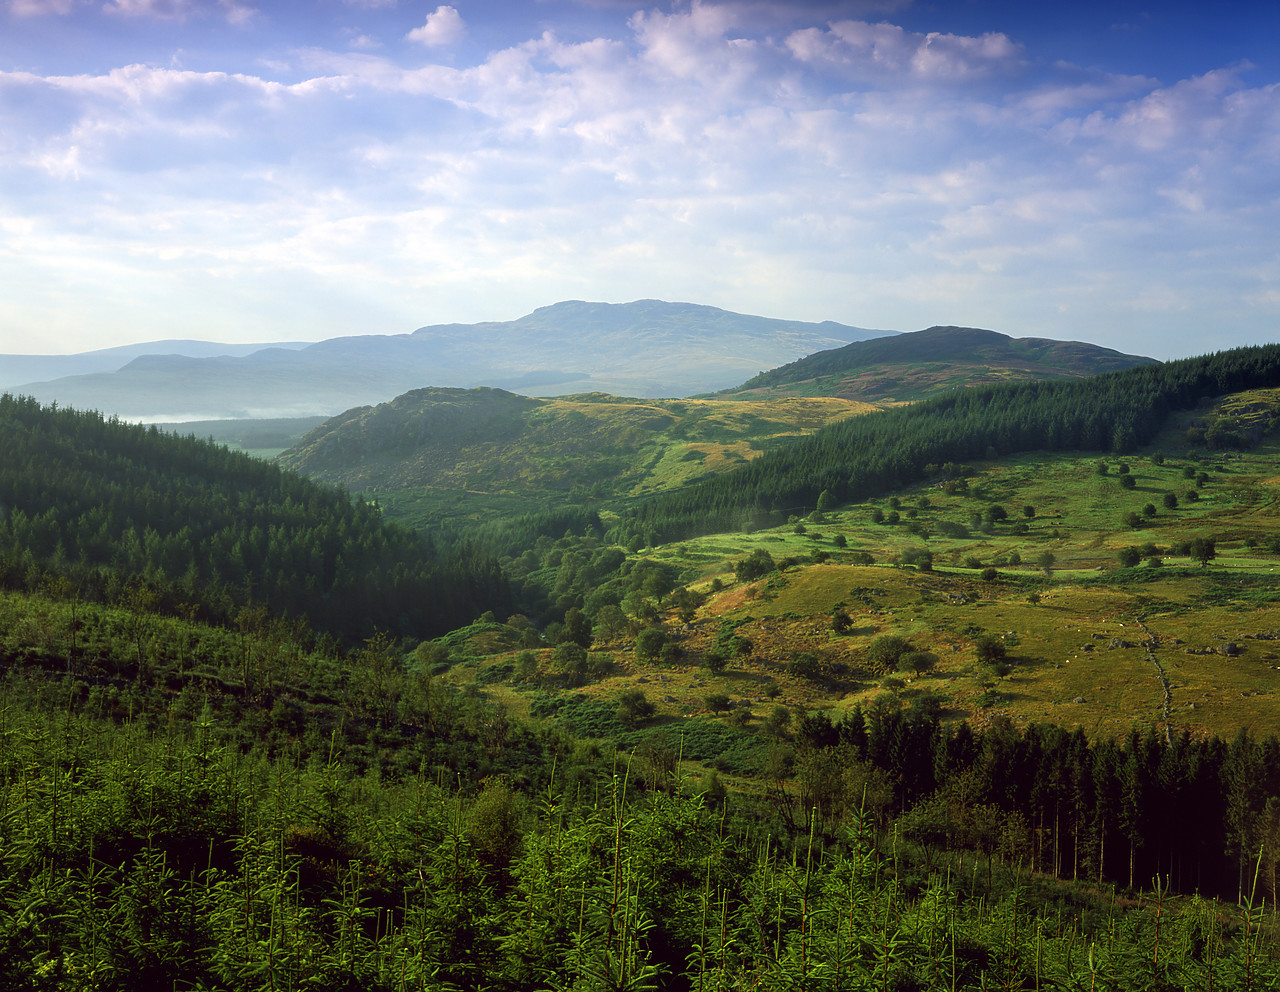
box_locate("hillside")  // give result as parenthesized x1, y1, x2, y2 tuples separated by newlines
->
(14, 300, 892, 421)
(728, 325, 1155, 401)
(630, 344, 1280, 543)
(0, 393, 510, 642)
(278, 386, 880, 499)
(416, 385, 1280, 906)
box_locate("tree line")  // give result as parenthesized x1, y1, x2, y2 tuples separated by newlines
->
(784, 701, 1280, 906)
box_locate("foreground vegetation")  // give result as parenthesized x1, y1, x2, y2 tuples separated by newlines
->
(1, 606, 1278, 991)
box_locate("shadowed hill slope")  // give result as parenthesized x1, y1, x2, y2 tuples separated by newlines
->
(730, 325, 1155, 401)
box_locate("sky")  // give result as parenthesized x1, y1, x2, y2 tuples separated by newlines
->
(1, 1, 1278, 361)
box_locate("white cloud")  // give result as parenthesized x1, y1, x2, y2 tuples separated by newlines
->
(1, 5, 1278, 358)
(98, 0, 254, 21)
(102, 0, 196, 18)
(406, 5, 465, 47)
(7, 0, 78, 14)
(786, 19, 1023, 82)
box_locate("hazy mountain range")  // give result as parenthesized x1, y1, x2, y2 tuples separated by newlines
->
(0, 339, 309, 391)
(5, 301, 893, 422)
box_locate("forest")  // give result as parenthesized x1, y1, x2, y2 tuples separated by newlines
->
(3, 341, 1280, 989)
(0, 393, 511, 644)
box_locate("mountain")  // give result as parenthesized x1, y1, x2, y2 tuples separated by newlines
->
(11, 301, 893, 421)
(727, 325, 1155, 401)
(0, 338, 309, 391)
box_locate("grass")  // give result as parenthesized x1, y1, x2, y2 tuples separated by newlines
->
(425, 391, 1280, 748)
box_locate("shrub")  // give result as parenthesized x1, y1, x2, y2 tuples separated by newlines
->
(867, 634, 910, 672)
(617, 690, 656, 728)
(789, 652, 822, 678)
(974, 634, 1007, 665)
(635, 625, 667, 661)
(734, 548, 775, 582)
(898, 651, 938, 677)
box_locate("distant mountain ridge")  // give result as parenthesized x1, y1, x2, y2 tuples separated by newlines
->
(0, 339, 310, 390)
(10, 301, 893, 422)
(730, 325, 1156, 401)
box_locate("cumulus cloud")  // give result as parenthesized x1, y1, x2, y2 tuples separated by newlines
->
(406, 5, 465, 47)
(0, 4, 1277, 356)
(786, 19, 1023, 82)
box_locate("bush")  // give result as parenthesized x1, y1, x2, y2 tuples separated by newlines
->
(898, 651, 938, 677)
(617, 690, 657, 728)
(1117, 546, 1142, 568)
(974, 634, 1007, 666)
(867, 634, 910, 672)
(635, 625, 667, 662)
(789, 652, 823, 678)
(702, 650, 728, 675)
(734, 548, 775, 582)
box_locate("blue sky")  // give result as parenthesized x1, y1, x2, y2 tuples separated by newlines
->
(2, 1, 1278, 360)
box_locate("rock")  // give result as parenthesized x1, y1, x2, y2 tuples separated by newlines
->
(1073, 696, 1087, 704)
(1217, 642, 1241, 656)
(1107, 637, 1132, 650)
(1081, 643, 1095, 652)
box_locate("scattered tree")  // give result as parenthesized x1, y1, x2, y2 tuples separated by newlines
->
(1189, 536, 1217, 568)
(899, 650, 938, 678)
(867, 634, 911, 672)
(617, 689, 657, 728)
(634, 625, 668, 662)
(975, 634, 1007, 666)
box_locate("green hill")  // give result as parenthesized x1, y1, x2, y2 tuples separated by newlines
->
(0, 392, 510, 642)
(729, 325, 1155, 401)
(277, 386, 881, 501)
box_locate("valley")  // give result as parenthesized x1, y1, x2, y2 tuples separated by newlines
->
(2, 330, 1280, 989)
